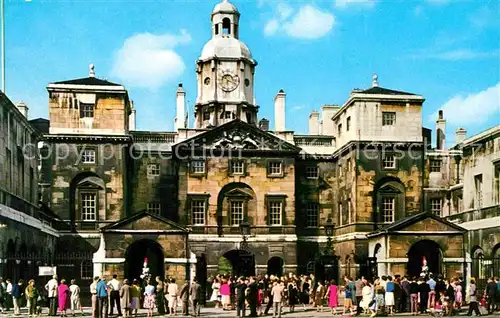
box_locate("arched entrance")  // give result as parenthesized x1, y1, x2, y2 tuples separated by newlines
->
(223, 249, 255, 277)
(407, 240, 442, 278)
(125, 239, 164, 281)
(267, 257, 284, 277)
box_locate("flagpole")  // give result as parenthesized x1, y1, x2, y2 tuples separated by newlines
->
(1, 0, 5, 93)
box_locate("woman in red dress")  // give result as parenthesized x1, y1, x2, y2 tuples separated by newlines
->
(57, 279, 70, 317)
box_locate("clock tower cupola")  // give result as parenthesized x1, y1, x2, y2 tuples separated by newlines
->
(195, 0, 258, 129)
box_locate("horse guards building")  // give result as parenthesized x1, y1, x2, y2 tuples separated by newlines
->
(0, 0, 499, 300)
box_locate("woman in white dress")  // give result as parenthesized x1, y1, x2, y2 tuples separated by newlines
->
(167, 278, 179, 316)
(210, 278, 221, 309)
(361, 282, 376, 317)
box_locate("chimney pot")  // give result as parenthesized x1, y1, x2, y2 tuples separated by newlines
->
(178, 83, 183, 87)
(438, 110, 443, 120)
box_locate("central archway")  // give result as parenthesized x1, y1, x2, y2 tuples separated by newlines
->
(125, 239, 164, 281)
(223, 249, 255, 277)
(407, 240, 442, 278)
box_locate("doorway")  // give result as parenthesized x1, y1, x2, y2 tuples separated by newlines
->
(125, 239, 164, 281)
(267, 257, 284, 277)
(223, 249, 255, 277)
(407, 240, 442, 278)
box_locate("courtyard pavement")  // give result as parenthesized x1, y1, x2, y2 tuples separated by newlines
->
(2, 306, 484, 318)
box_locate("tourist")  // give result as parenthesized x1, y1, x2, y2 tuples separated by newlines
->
(0, 277, 5, 313)
(409, 277, 419, 316)
(45, 275, 58, 316)
(427, 274, 437, 309)
(210, 277, 221, 308)
(496, 277, 500, 312)
(324, 279, 338, 315)
(393, 275, 403, 313)
(444, 279, 455, 315)
(179, 280, 189, 316)
(257, 279, 264, 316)
(163, 277, 170, 315)
(90, 277, 99, 318)
(69, 279, 84, 316)
(287, 280, 298, 313)
(454, 278, 463, 311)
(96, 276, 108, 318)
(271, 281, 284, 318)
(385, 276, 395, 315)
(361, 281, 375, 317)
(235, 277, 247, 317)
(120, 279, 131, 318)
(129, 280, 141, 317)
(189, 278, 202, 317)
(466, 279, 481, 316)
(167, 278, 178, 316)
(143, 279, 156, 318)
(374, 279, 385, 314)
(264, 278, 274, 315)
(485, 277, 497, 314)
(154, 276, 165, 315)
(355, 276, 364, 315)
(5, 278, 13, 311)
(220, 278, 231, 311)
(418, 277, 430, 314)
(107, 274, 122, 317)
(25, 279, 38, 317)
(400, 276, 410, 313)
(247, 277, 258, 317)
(343, 278, 356, 316)
(314, 280, 325, 312)
(57, 279, 70, 317)
(300, 277, 310, 311)
(11, 279, 23, 316)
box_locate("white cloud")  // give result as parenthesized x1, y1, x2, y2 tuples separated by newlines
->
(264, 4, 335, 40)
(429, 83, 500, 128)
(111, 30, 191, 90)
(264, 19, 279, 36)
(409, 49, 500, 61)
(335, 0, 375, 9)
(292, 105, 305, 111)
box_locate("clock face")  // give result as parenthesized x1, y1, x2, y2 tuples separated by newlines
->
(218, 71, 240, 92)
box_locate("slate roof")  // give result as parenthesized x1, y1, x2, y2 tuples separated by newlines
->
(52, 77, 122, 86)
(359, 86, 416, 96)
(367, 211, 466, 238)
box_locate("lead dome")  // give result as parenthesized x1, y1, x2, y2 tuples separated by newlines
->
(200, 37, 253, 61)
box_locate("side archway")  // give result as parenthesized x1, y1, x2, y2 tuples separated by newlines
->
(267, 257, 284, 277)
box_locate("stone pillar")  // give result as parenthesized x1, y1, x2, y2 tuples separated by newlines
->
(309, 111, 320, 135)
(176, 84, 186, 131)
(93, 233, 106, 278)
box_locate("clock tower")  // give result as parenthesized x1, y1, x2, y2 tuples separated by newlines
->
(195, 0, 258, 129)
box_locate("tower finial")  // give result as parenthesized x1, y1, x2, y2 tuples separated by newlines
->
(372, 73, 379, 87)
(89, 63, 95, 77)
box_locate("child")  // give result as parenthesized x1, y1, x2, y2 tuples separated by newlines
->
(434, 298, 444, 318)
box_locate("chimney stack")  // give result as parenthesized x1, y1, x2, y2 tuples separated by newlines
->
(89, 63, 95, 77)
(274, 89, 286, 131)
(436, 110, 446, 149)
(309, 110, 320, 135)
(175, 83, 186, 131)
(259, 118, 269, 131)
(16, 101, 28, 118)
(129, 101, 136, 131)
(455, 128, 467, 144)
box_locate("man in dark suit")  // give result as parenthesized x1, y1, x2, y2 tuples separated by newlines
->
(236, 277, 247, 318)
(179, 281, 189, 316)
(189, 278, 202, 317)
(486, 277, 498, 315)
(247, 277, 258, 317)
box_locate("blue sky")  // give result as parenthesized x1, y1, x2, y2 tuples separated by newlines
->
(7, 0, 500, 144)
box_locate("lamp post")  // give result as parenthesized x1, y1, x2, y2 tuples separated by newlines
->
(238, 219, 251, 277)
(324, 218, 335, 255)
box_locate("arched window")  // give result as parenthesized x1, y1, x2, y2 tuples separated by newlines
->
(222, 18, 231, 35)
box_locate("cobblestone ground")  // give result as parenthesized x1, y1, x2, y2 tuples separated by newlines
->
(3, 306, 478, 318)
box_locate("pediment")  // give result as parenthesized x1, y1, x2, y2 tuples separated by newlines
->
(101, 210, 188, 233)
(173, 120, 301, 155)
(225, 188, 253, 198)
(379, 184, 402, 194)
(367, 212, 466, 238)
(78, 181, 104, 190)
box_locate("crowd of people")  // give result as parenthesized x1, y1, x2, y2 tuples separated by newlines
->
(204, 273, 500, 317)
(0, 273, 499, 317)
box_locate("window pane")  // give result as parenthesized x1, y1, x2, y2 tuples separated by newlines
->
(306, 166, 319, 179)
(192, 161, 205, 173)
(82, 149, 95, 164)
(382, 112, 396, 126)
(230, 201, 244, 226)
(231, 161, 244, 174)
(383, 154, 395, 169)
(306, 203, 319, 227)
(269, 162, 282, 175)
(81, 193, 96, 221)
(381, 197, 395, 223)
(192, 200, 205, 225)
(147, 203, 161, 214)
(147, 164, 160, 176)
(269, 201, 282, 226)
(430, 198, 442, 216)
